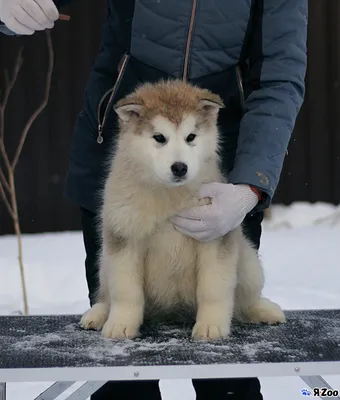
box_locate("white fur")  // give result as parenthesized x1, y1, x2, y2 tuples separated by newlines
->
(118, 113, 218, 188)
(80, 83, 286, 341)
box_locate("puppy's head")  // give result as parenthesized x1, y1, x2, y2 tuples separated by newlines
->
(114, 80, 224, 187)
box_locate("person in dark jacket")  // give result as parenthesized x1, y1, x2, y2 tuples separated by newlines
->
(0, 0, 308, 398)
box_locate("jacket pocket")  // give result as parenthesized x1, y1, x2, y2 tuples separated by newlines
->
(96, 53, 130, 144)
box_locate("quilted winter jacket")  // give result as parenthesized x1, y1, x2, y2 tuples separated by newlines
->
(0, 0, 308, 213)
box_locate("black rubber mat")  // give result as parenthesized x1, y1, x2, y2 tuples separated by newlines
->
(1, 310, 340, 369)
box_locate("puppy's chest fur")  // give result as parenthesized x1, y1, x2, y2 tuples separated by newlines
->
(144, 220, 199, 316)
(104, 159, 225, 318)
(143, 169, 224, 317)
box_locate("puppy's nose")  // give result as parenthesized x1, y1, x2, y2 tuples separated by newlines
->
(171, 162, 188, 177)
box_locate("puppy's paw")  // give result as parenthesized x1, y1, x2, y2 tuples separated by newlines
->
(101, 318, 140, 340)
(192, 321, 230, 341)
(80, 303, 109, 331)
(245, 297, 286, 324)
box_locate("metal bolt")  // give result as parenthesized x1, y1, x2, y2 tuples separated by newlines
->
(134, 371, 140, 377)
(294, 367, 300, 373)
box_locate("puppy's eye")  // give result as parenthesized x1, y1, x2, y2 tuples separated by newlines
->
(153, 134, 167, 144)
(186, 133, 196, 143)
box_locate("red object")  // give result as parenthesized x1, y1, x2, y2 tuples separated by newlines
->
(249, 185, 262, 202)
(59, 14, 70, 21)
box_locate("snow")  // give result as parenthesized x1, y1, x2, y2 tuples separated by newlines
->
(1, 201, 340, 399)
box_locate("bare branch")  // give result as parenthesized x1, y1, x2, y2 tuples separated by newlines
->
(1, 48, 24, 110)
(0, 37, 43, 317)
(0, 49, 23, 173)
(0, 180, 14, 219)
(12, 31, 53, 170)
(0, 168, 10, 193)
(7, 171, 29, 315)
(0, 136, 11, 174)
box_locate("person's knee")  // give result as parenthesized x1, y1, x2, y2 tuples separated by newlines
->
(192, 378, 262, 399)
(91, 380, 161, 400)
(242, 211, 264, 250)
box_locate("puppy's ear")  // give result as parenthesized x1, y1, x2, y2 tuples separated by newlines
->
(114, 99, 144, 122)
(199, 97, 225, 116)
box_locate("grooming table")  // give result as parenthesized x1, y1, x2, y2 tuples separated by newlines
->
(1, 310, 340, 399)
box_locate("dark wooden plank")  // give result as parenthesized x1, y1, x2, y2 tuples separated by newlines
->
(1, 310, 340, 369)
(1, 0, 340, 235)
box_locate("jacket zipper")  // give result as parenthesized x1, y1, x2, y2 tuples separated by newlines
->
(182, 0, 197, 81)
(236, 65, 245, 107)
(96, 53, 129, 144)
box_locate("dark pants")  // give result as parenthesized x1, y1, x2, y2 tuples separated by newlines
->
(80, 207, 264, 400)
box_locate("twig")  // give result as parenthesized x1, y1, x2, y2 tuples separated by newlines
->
(12, 32, 53, 170)
(0, 50, 23, 173)
(1, 49, 23, 111)
(0, 164, 10, 193)
(8, 171, 28, 315)
(0, 30, 54, 315)
(0, 110, 11, 173)
(0, 180, 14, 218)
(59, 14, 71, 21)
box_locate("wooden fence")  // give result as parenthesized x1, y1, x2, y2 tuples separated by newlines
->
(0, 0, 339, 235)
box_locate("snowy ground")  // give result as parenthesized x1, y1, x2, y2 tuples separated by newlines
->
(1, 202, 340, 399)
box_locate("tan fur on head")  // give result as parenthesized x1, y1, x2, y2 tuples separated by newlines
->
(114, 79, 225, 130)
(110, 80, 226, 188)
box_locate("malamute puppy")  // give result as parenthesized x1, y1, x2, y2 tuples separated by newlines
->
(80, 80, 285, 340)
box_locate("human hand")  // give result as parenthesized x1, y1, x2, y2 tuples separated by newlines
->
(0, 0, 59, 35)
(170, 183, 259, 241)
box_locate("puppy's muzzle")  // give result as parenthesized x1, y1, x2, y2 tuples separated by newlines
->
(171, 162, 188, 178)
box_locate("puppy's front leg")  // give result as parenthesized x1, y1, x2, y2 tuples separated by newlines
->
(101, 240, 145, 340)
(192, 239, 238, 340)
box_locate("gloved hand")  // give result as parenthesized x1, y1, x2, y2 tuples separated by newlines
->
(170, 183, 260, 242)
(0, 0, 59, 35)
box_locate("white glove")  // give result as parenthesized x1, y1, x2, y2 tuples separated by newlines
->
(170, 183, 259, 242)
(0, 0, 59, 35)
